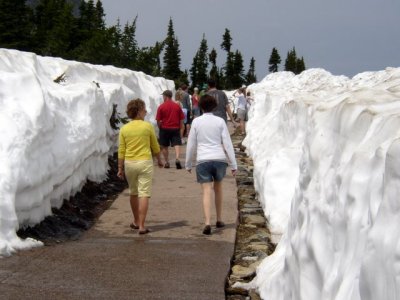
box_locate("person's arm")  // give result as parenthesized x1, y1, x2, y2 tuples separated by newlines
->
(185, 122, 197, 172)
(226, 104, 236, 124)
(221, 122, 237, 176)
(149, 125, 163, 167)
(117, 130, 126, 179)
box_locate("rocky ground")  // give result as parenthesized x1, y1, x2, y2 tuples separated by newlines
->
(225, 133, 276, 300)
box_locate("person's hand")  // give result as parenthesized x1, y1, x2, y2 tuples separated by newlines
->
(117, 169, 125, 180)
(231, 169, 237, 177)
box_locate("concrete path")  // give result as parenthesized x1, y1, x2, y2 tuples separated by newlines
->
(0, 144, 238, 299)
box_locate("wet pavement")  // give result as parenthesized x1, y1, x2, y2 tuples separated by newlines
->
(0, 142, 238, 300)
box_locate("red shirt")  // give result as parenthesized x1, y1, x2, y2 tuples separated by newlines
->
(156, 100, 184, 129)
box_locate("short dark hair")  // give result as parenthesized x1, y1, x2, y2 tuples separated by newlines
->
(180, 84, 188, 90)
(126, 98, 145, 119)
(207, 79, 216, 88)
(199, 94, 217, 112)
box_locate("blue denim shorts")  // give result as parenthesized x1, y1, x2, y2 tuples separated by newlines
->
(196, 161, 228, 183)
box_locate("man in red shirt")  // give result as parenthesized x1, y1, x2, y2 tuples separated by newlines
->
(156, 90, 185, 169)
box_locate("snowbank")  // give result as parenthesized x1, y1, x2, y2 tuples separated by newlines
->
(0, 49, 173, 257)
(243, 68, 400, 299)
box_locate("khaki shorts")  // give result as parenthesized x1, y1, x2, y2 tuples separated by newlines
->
(124, 160, 154, 197)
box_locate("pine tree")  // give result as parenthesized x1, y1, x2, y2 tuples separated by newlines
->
(232, 50, 245, 88)
(136, 42, 164, 76)
(224, 51, 235, 89)
(0, 0, 34, 51)
(245, 57, 257, 85)
(208, 48, 218, 82)
(296, 56, 306, 74)
(268, 47, 281, 73)
(192, 34, 208, 88)
(162, 18, 182, 82)
(284, 47, 297, 73)
(189, 55, 199, 89)
(120, 17, 138, 70)
(220, 28, 232, 53)
(32, 0, 75, 57)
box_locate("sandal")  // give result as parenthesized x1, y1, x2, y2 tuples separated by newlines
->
(175, 159, 182, 169)
(130, 223, 139, 230)
(216, 221, 225, 228)
(139, 229, 151, 235)
(164, 162, 170, 169)
(202, 225, 211, 235)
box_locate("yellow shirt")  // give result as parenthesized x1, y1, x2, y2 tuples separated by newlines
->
(118, 120, 160, 161)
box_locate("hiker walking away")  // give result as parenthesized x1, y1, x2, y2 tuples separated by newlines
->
(185, 94, 237, 235)
(233, 87, 247, 135)
(181, 84, 192, 138)
(117, 99, 163, 235)
(156, 90, 185, 169)
(206, 79, 236, 125)
(191, 87, 201, 118)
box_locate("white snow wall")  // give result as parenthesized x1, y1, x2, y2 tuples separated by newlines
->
(243, 68, 400, 300)
(0, 49, 174, 257)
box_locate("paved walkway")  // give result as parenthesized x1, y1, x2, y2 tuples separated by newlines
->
(0, 143, 238, 299)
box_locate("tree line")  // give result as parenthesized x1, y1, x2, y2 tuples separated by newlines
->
(0, 0, 306, 90)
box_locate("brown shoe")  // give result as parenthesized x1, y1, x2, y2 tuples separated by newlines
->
(202, 225, 211, 235)
(164, 162, 170, 168)
(216, 221, 225, 228)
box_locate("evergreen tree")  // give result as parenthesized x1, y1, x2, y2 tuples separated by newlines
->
(136, 42, 163, 76)
(32, 0, 75, 57)
(224, 51, 235, 89)
(191, 34, 208, 88)
(208, 48, 217, 79)
(220, 28, 232, 53)
(120, 17, 138, 70)
(268, 47, 281, 73)
(284, 47, 297, 73)
(0, 0, 34, 51)
(296, 56, 306, 74)
(189, 55, 199, 89)
(232, 50, 245, 88)
(245, 57, 257, 85)
(162, 18, 182, 82)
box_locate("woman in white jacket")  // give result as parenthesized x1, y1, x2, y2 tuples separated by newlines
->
(185, 94, 237, 235)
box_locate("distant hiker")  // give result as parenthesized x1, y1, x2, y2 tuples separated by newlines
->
(206, 79, 236, 125)
(156, 90, 185, 169)
(117, 99, 163, 235)
(191, 87, 201, 118)
(185, 94, 237, 235)
(180, 84, 192, 138)
(233, 87, 247, 135)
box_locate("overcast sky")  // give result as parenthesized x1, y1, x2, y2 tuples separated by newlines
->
(101, 0, 400, 80)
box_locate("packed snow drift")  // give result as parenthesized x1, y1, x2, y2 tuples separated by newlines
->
(242, 67, 400, 299)
(0, 49, 173, 257)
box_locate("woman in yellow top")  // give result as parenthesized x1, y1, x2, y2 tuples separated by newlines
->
(117, 99, 163, 234)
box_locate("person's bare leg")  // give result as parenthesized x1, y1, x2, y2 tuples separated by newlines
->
(174, 145, 180, 160)
(130, 195, 139, 226)
(161, 146, 169, 165)
(240, 120, 245, 134)
(213, 181, 223, 222)
(201, 183, 213, 225)
(138, 197, 149, 230)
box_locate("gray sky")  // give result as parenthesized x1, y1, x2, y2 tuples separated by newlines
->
(101, 0, 400, 80)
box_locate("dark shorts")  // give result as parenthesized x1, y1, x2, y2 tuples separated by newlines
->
(159, 128, 182, 147)
(196, 161, 228, 183)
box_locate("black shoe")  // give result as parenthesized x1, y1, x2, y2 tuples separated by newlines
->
(202, 225, 211, 235)
(216, 221, 225, 228)
(164, 162, 170, 168)
(175, 159, 182, 169)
